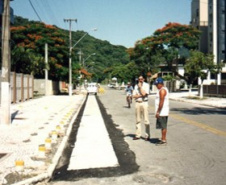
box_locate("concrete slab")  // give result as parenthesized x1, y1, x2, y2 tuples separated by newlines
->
(67, 95, 119, 170)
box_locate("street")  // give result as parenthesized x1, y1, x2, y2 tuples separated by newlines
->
(48, 87, 226, 185)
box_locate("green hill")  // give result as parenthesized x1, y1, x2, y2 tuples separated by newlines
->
(9, 16, 130, 83)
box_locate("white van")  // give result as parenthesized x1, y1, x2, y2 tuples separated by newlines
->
(87, 83, 98, 95)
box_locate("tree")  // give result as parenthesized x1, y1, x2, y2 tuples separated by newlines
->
(127, 43, 163, 79)
(151, 23, 200, 79)
(152, 22, 200, 49)
(11, 46, 45, 76)
(128, 22, 201, 82)
(109, 61, 140, 83)
(184, 50, 223, 98)
(10, 23, 69, 80)
(7, 16, 131, 84)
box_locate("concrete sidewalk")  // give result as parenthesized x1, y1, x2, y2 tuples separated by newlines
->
(168, 91, 226, 108)
(0, 95, 86, 185)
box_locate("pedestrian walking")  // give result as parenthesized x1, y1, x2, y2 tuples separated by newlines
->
(132, 75, 150, 141)
(154, 77, 169, 145)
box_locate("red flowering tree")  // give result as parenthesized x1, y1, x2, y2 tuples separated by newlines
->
(128, 22, 201, 79)
(151, 22, 200, 49)
(10, 22, 70, 81)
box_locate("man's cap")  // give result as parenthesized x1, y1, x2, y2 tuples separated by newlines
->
(127, 82, 131, 85)
(154, 77, 164, 85)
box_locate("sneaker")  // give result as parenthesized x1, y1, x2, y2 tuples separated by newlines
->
(156, 140, 167, 146)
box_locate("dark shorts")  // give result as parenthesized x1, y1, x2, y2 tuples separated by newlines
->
(156, 116, 168, 129)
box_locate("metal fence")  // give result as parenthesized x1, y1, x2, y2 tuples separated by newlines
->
(0, 71, 33, 103)
(202, 85, 226, 98)
(165, 80, 177, 92)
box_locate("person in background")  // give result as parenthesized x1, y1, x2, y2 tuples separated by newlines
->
(125, 82, 133, 108)
(132, 75, 150, 141)
(154, 77, 169, 145)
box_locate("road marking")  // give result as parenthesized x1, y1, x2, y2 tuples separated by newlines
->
(171, 114, 226, 137)
(149, 105, 226, 137)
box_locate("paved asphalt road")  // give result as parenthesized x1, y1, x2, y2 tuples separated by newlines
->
(48, 88, 226, 185)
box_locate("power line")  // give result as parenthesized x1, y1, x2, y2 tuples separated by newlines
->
(34, 0, 50, 22)
(28, 0, 42, 22)
(40, 0, 61, 26)
(28, 0, 69, 29)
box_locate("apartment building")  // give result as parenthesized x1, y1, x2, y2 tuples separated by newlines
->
(208, 0, 226, 84)
(191, 0, 226, 84)
(191, 0, 209, 54)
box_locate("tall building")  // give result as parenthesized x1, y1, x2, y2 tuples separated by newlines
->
(208, 0, 226, 84)
(191, 0, 208, 54)
(191, 0, 226, 84)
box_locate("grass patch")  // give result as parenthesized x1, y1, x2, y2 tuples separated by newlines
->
(186, 96, 207, 100)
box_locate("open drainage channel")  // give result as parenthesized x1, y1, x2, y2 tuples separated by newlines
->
(52, 95, 139, 181)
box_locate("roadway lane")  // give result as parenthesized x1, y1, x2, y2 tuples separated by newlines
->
(98, 88, 226, 185)
(50, 88, 226, 185)
(167, 98, 226, 136)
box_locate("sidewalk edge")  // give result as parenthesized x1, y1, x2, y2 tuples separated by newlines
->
(11, 96, 86, 185)
(170, 97, 226, 108)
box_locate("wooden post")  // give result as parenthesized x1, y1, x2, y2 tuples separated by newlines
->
(21, 74, 24, 102)
(13, 72, 16, 103)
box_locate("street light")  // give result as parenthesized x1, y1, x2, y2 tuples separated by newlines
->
(83, 53, 96, 67)
(68, 28, 97, 96)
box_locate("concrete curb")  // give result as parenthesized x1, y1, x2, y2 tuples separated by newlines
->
(170, 97, 226, 108)
(11, 97, 86, 185)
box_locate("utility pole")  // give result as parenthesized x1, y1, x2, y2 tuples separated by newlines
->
(1, 0, 11, 125)
(45, 43, 48, 96)
(64, 18, 77, 96)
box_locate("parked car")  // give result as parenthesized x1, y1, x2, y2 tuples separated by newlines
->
(87, 83, 98, 95)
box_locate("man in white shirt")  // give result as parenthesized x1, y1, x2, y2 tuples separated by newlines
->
(133, 75, 150, 141)
(154, 77, 169, 145)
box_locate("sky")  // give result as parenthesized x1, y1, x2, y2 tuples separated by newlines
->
(11, 0, 192, 48)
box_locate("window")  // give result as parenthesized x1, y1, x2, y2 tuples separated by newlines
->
(196, 9, 199, 17)
(210, 73, 216, 80)
(209, 13, 213, 23)
(209, 33, 213, 42)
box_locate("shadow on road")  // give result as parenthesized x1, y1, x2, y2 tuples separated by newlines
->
(171, 107, 226, 115)
(125, 134, 160, 144)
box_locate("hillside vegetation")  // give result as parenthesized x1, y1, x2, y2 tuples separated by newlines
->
(6, 16, 130, 83)
(4, 17, 205, 85)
